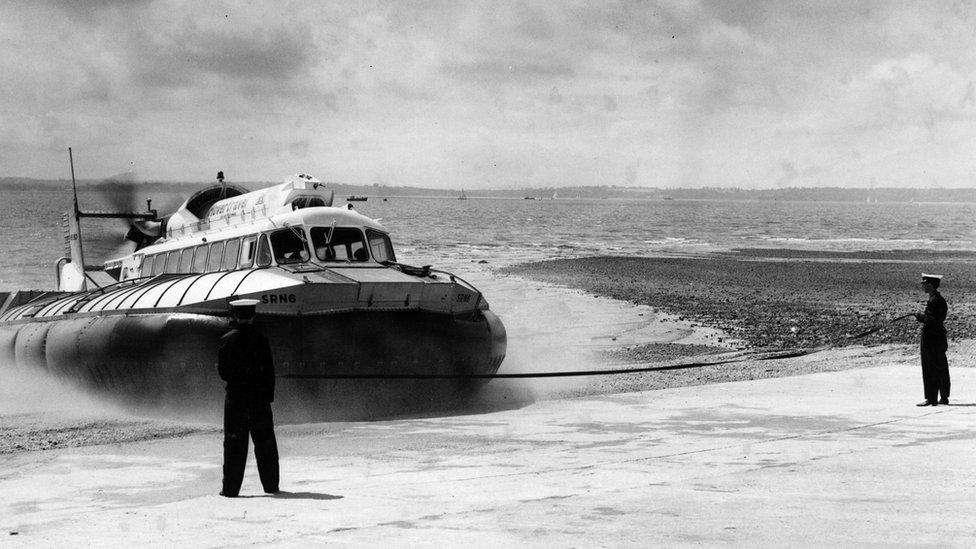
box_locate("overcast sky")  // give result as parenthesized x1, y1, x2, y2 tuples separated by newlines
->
(2, 1, 975, 189)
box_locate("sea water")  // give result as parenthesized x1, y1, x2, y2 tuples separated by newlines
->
(2, 190, 975, 290)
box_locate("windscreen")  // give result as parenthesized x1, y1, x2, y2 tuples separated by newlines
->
(310, 226, 369, 262)
(270, 228, 310, 263)
(366, 229, 396, 263)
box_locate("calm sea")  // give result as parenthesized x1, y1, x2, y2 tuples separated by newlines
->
(2, 188, 976, 291)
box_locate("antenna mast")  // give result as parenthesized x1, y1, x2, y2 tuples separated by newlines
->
(69, 147, 80, 215)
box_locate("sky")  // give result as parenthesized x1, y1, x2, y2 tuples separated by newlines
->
(2, 0, 976, 189)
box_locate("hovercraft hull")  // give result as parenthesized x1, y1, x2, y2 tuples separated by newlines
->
(0, 266, 507, 420)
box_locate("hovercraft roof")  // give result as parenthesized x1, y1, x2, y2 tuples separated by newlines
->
(150, 205, 388, 251)
(165, 174, 335, 238)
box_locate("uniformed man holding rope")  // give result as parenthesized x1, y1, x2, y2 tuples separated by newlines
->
(914, 273, 950, 407)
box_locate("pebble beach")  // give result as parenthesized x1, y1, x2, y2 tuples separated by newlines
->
(499, 249, 976, 398)
(502, 249, 976, 351)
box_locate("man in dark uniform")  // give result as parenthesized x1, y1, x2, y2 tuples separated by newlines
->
(914, 273, 950, 406)
(218, 298, 280, 496)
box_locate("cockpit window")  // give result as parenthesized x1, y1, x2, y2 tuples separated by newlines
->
(269, 228, 309, 264)
(310, 226, 369, 262)
(290, 196, 327, 210)
(366, 230, 396, 263)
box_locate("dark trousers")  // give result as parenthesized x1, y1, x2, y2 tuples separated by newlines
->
(920, 341, 950, 403)
(223, 398, 279, 495)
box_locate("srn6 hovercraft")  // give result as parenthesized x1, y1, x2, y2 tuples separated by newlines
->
(0, 153, 506, 418)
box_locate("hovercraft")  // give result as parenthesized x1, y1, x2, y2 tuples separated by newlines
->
(0, 166, 506, 419)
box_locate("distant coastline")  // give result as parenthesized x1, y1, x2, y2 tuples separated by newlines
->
(3, 177, 976, 203)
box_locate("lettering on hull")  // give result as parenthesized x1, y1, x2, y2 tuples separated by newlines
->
(261, 293, 297, 304)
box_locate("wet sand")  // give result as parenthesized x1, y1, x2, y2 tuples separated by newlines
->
(5, 365, 976, 545)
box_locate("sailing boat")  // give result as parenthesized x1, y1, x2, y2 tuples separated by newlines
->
(458, 189, 468, 200)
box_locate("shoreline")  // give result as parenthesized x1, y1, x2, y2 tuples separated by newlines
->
(500, 249, 976, 351)
(496, 248, 976, 401)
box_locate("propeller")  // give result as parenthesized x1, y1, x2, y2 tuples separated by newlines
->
(90, 173, 180, 259)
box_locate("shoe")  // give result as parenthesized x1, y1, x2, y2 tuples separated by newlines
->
(264, 488, 280, 495)
(939, 399, 949, 405)
(219, 490, 238, 498)
(916, 401, 936, 407)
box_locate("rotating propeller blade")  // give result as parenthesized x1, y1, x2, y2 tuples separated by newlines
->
(88, 172, 180, 259)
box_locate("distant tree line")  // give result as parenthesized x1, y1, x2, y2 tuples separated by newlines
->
(3, 177, 975, 203)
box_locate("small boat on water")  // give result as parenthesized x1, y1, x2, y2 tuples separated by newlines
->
(458, 189, 467, 201)
(0, 165, 506, 417)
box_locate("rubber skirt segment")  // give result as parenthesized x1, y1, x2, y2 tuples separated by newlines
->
(0, 309, 507, 420)
(11, 322, 52, 372)
(0, 324, 16, 366)
(42, 314, 229, 407)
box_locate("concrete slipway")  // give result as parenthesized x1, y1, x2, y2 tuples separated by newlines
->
(2, 363, 975, 547)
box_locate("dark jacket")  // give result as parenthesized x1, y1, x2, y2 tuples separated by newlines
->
(218, 324, 275, 403)
(917, 291, 948, 346)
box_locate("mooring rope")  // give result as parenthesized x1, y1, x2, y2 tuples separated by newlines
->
(277, 314, 914, 380)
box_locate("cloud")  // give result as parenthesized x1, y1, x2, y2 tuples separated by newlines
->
(775, 161, 799, 187)
(824, 53, 976, 133)
(2, 1, 976, 188)
(441, 59, 574, 83)
(288, 140, 310, 158)
(129, 28, 318, 87)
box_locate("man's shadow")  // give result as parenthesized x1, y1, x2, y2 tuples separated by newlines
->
(238, 491, 342, 500)
(272, 491, 342, 500)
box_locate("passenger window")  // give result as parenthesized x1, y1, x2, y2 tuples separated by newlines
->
(270, 228, 309, 264)
(178, 248, 194, 273)
(164, 250, 181, 273)
(152, 253, 166, 276)
(222, 238, 241, 270)
(256, 234, 272, 267)
(207, 242, 224, 272)
(192, 244, 209, 272)
(141, 255, 155, 277)
(240, 236, 257, 268)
